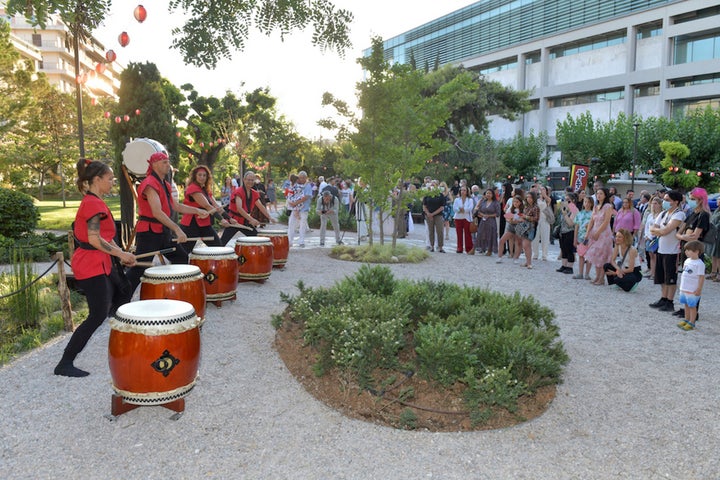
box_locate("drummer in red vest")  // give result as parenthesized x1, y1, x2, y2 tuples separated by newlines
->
(219, 171, 277, 245)
(180, 165, 240, 252)
(126, 152, 209, 293)
(54, 159, 137, 377)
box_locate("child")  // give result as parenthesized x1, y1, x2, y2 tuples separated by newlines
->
(677, 240, 705, 331)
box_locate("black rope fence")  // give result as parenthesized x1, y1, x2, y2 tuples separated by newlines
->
(0, 260, 59, 300)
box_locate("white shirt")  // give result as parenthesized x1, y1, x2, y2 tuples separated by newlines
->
(679, 257, 705, 293)
(452, 197, 474, 221)
(654, 209, 685, 254)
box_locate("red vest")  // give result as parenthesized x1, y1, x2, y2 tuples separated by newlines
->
(228, 186, 259, 225)
(71, 194, 115, 280)
(180, 182, 212, 227)
(136, 173, 172, 233)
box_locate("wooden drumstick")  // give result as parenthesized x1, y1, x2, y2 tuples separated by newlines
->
(134, 261, 155, 267)
(135, 248, 176, 260)
(172, 236, 215, 242)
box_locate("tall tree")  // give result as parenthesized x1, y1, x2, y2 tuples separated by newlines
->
(499, 131, 548, 182)
(0, 21, 33, 139)
(7, 0, 353, 69)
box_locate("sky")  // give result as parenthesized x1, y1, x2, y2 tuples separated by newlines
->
(94, 1, 474, 140)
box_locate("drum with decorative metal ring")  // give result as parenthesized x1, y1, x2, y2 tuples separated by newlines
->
(109, 299, 201, 406)
(188, 246, 238, 305)
(257, 229, 289, 268)
(235, 236, 273, 282)
(140, 264, 206, 321)
(121, 137, 167, 178)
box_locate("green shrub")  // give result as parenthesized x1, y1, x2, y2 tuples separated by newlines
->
(0, 189, 40, 238)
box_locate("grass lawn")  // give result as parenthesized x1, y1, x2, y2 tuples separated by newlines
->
(35, 196, 121, 231)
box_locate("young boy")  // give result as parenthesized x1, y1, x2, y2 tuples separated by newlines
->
(677, 240, 705, 331)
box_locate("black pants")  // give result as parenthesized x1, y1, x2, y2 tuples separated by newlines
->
(604, 264, 642, 292)
(180, 217, 221, 253)
(61, 268, 131, 362)
(126, 229, 188, 294)
(219, 224, 257, 246)
(559, 231, 575, 263)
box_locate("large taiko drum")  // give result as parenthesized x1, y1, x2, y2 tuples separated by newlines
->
(122, 138, 167, 178)
(257, 229, 289, 268)
(140, 265, 206, 321)
(189, 246, 238, 305)
(235, 237, 273, 282)
(109, 299, 201, 406)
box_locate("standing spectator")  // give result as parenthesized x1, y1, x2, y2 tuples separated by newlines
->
(450, 180, 460, 197)
(475, 188, 501, 256)
(556, 192, 578, 274)
(676, 240, 706, 331)
(517, 191, 539, 269)
(648, 190, 685, 312)
(452, 186, 474, 254)
(532, 185, 553, 261)
(496, 195, 524, 263)
(287, 171, 313, 247)
(220, 176, 233, 207)
(265, 178, 278, 212)
(636, 192, 651, 216)
(614, 197, 642, 238)
(707, 204, 720, 281)
(603, 229, 643, 291)
(317, 189, 342, 246)
(584, 187, 615, 285)
(423, 183, 446, 252)
(440, 182, 453, 241)
(640, 196, 663, 278)
(339, 181, 353, 212)
(573, 196, 594, 279)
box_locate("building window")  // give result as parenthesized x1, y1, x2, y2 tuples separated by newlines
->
(670, 74, 720, 88)
(529, 99, 540, 111)
(636, 21, 662, 40)
(671, 98, 720, 118)
(525, 51, 541, 65)
(476, 57, 517, 75)
(548, 89, 624, 108)
(674, 31, 720, 64)
(32, 34, 41, 47)
(634, 83, 660, 97)
(673, 6, 720, 25)
(549, 31, 626, 59)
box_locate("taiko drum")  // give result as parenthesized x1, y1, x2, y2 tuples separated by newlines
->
(257, 229, 289, 268)
(235, 236, 273, 282)
(108, 299, 201, 406)
(140, 265, 206, 321)
(189, 246, 238, 304)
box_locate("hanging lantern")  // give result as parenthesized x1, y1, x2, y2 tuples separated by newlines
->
(115, 116, 122, 123)
(685, 169, 690, 175)
(674, 166, 679, 172)
(133, 5, 147, 23)
(187, 139, 194, 145)
(106, 50, 117, 62)
(697, 172, 702, 176)
(610, 174, 615, 178)
(91, 98, 97, 106)
(104, 111, 111, 119)
(118, 32, 130, 47)
(176, 131, 182, 137)
(199, 142, 205, 148)
(123, 114, 130, 122)
(135, 109, 141, 116)
(95, 63, 106, 74)
(76, 75, 83, 84)
(561, 177, 566, 181)
(647, 169, 653, 174)
(711, 172, 716, 177)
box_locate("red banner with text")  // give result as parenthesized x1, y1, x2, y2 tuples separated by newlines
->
(570, 164, 589, 193)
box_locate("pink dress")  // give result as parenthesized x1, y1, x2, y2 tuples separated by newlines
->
(584, 203, 614, 267)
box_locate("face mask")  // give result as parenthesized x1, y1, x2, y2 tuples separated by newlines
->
(662, 200, 671, 210)
(686, 199, 697, 209)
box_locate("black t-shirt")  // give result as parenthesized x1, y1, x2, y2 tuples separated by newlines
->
(321, 184, 339, 200)
(684, 210, 710, 241)
(423, 193, 446, 216)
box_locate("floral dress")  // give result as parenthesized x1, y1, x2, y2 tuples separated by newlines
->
(584, 203, 614, 267)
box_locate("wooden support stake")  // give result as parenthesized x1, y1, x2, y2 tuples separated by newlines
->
(55, 252, 74, 332)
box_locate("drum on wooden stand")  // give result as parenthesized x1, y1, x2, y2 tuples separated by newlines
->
(257, 229, 289, 268)
(122, 138, 167, 179)
(108, 299, 201, 416)
(235, 236, 273, 282)
(140, 265, 206, 322)
(189, 246, 238, 306)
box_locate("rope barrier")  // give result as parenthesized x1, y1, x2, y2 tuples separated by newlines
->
(0, 260, 59, 300)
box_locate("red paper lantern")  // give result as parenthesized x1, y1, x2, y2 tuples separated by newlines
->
(697, 172, 702, 176)
(95, 63, 106, 74)
(118, 32, 130, 47)
(106, 50, 117, 62)
(123, 114, 130, 122)
(187, 139, 194, 145)
(711, 172, 716, 177)
(176, 132, 182, 137)
(135, 109, 141, 116)
(685, 170, 690, 175)
(133, 5, 147, 23)
(115, 116, 121, 123)
(199, 142, 205, 147)
(104, 111, 111, 119)
(91, 98, 97, 106)
(76, 75, 83, 84)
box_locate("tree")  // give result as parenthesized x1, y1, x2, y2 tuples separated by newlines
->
(499, 131, 548, 182)
(7, 0, 353, 69)
(0, 22, 33, 139)
(659, 141, 694, 191)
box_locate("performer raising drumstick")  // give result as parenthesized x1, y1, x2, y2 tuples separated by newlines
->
(54, 159, 137, 377)
(219, 170, 277, 245)
(180, 165, 239, 252)
(126, 152, 209, 294)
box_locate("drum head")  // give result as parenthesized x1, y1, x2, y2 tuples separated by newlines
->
(236, 237, 272, 245)
(192, 246, 235, 256)
(122, 138, 167, 177)
(115, 299, 195, 322)
(143, 264, 201, 278)
(258, 230, 288, 236)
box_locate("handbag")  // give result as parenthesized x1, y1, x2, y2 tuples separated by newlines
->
(469, 221, 478, 233)
(645, 236, 659, 253)
(552, 224, 561, 240)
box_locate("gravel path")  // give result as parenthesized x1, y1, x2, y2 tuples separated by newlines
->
(1, 223, 719, 479)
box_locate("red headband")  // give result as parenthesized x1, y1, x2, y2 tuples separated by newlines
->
(146, 152, 169, 175)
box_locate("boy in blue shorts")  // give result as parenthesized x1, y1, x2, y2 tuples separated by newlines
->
(677, 240, 705, 331)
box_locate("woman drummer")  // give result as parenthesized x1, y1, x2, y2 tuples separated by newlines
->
(54, 159, 137, 378)
(180, 165, 236, 252)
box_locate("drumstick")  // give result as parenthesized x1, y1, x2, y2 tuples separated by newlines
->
(135, 248, 176, 260)
(134, 261, 155, 267)
(172, 236, 215, 242)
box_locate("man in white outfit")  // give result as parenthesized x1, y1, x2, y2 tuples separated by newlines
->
(287, 171, 313, 247)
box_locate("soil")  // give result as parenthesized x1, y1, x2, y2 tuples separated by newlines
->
(274, 315, 557, 432)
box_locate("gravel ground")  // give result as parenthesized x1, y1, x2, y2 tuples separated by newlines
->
(1, 222, 719, 479)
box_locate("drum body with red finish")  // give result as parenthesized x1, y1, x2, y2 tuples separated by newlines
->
(189, 246, 238, 304)
(140, 265, 206, 321)
(235, 237, 273, 282)
(257, 229, 289, 268)
(109, 299, 201, 406)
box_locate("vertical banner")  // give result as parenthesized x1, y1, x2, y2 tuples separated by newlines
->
(570, 164, 589, 192)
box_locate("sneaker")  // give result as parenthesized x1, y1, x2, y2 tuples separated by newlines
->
(658, 301, 675, 312)
(496, 258, 504, 264)
(556, 266, 566, 272)
(337, 241, 344, 245)
(512, 259, 519, 264)
(572, 274, 584, 279)
(649, 298, 667, 309)
(456, 250, 463, 254)
(584, 274, 592, 280)
(467, 250, 475, 255)
(562, 267, 574, 274)
(672, 309, 685, 317)
(427, 247, 433, 252)
(678, 321, 695, 331)
(438, 248, 445, 253)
